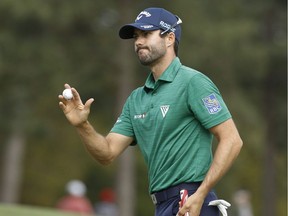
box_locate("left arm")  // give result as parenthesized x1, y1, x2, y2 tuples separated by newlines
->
(177, 118, 243, 216)
(197, 118, 243, 198)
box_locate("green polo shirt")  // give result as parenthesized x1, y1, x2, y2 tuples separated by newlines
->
(111, 57, 231, 193)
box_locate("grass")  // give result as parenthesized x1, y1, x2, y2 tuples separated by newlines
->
(0, 203, 84, 216)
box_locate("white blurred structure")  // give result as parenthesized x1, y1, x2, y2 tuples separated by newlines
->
(66, 180, 87, 197)
(233, 190, 254, 216)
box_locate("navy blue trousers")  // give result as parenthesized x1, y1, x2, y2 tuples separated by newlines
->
(154, 186, 219, 216)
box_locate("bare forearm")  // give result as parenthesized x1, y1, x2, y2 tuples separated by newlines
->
(75, 121, 113, 165)
(195, 119, 243, 199)
(197, 137, 242, 197)
(58, 85, 131, 164)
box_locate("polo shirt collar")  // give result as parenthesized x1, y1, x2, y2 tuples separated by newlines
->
(144, 57, 182, 90)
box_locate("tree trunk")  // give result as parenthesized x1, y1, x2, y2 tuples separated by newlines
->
(262, 70, 277, 216)
(262, 7, 278, 216)
(0, 128, 25, 203)
(115, 1, 136, 216)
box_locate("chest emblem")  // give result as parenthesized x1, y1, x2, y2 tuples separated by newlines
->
(160, 105, 170, 118)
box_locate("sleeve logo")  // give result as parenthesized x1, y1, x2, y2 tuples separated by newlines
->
(202, 93, 222, 114)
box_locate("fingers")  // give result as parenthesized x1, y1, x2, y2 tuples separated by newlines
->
(71, 88, 83, 103)
(60, 84, 80, 103)
(63, 83, 77, 99)
(64, 83, 71, 89)
(58, 84, 77, 111)
(177, 206, 190, 216)
(58, 84, 94, 111)
(58, 94, 66, 110)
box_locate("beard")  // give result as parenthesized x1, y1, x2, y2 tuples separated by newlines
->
(136, 41, 166, 66)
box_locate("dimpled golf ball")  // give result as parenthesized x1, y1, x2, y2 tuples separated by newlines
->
(62, 88, 73, 100)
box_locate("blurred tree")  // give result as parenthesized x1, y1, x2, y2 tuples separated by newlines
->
(114, 1, 136, 216)
(260, 1, 286, 215)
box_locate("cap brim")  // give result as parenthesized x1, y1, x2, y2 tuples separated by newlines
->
(119, 23, 160, 39)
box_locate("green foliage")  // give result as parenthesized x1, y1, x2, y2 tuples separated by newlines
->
(0, 1, 286, 216)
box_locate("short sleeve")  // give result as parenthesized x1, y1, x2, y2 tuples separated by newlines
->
(110, 96, 135, 138)
(187, 73, 231, 129)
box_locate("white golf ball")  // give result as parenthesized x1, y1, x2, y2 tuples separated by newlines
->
(62, 88, 73, 100)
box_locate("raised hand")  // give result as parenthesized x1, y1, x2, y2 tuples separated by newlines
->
(58, 83, 94, 127)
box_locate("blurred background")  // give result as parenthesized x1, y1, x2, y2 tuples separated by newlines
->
(0, 0, 286, 216)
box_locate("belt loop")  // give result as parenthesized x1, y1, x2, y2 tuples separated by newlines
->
(151, 194, 157, 205)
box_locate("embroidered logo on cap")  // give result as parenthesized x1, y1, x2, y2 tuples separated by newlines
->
(202, 93, 222, 114)
(136, 11, 151, 21)
(140, 25, 154, 29)
(160, 21, 176, 32)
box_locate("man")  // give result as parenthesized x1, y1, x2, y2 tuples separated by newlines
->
(58, 7, 243, 216)
(56, 180, 94, 215)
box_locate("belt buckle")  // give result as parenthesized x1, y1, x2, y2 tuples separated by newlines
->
(151, 194, 157, 205)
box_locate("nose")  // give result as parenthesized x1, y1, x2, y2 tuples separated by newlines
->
(135, 36, 144, 46)
(134, 37, 144, 52)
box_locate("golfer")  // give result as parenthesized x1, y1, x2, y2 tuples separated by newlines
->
(59, 7, 243, 216)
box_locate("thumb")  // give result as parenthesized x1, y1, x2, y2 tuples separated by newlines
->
(177, 206, 189, 216)
(84, 98, 94, 109)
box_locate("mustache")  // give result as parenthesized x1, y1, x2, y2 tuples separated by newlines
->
(136, 46, 149, 53)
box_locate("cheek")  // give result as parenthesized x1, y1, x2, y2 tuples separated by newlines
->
(150, 37, 165, 48)
(155, 39, 167, 51)
(134, 44, 137, 52)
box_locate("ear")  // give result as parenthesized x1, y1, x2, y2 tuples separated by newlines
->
(166, 32, 176, 47)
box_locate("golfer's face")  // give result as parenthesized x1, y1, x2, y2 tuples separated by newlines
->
(133, 29, 167, 66)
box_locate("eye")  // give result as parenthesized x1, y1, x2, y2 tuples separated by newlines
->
(133, 30, 151, 40)
(143, 31, 149, 36)
(143, 31, 152, 38)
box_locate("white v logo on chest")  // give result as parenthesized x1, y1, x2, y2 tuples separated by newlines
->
(160, 105, 170, 118)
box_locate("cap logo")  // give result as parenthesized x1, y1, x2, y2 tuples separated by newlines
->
(160, 21, 176, 32)
(136, 10, 151, 21)
(140, 25, 154, 29)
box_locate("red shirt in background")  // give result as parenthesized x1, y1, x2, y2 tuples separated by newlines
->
(57, 195, 94, 214)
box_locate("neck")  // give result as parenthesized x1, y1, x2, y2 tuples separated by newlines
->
(150, 54, 176, 81)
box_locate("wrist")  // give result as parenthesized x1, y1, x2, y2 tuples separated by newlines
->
(195, 183, 211, 199)
(75, 120, 90, 129)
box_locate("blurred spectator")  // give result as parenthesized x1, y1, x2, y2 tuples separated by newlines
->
(56, 179, 94, 215)
(233, 189, 254, 216)
(95, 188, 119, 216)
